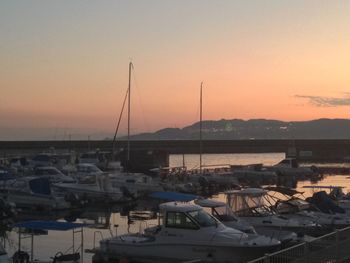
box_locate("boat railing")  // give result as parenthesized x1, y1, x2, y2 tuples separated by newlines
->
(93, 231, 105, 250)
(247, 225, 350, 263)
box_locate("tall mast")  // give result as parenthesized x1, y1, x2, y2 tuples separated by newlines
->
(127, 62, 133, 173)
(199, 82, 203, 174)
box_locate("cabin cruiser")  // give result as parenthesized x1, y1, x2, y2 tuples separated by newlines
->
(63, 163, 103, 181)
(267, 158, 317, 177)
(0, 177, 70, 210)
(225, 188, 320, 236)
(95, 202, 280, 263)
(195, 199, 298, 244)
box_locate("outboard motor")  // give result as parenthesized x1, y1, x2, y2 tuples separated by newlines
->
(12, 251, 30, 263)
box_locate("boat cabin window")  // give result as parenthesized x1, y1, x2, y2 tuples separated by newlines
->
(166, 212, 199, 230)
(188, 210, 218, 227)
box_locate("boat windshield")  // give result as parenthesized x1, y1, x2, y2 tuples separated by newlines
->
(213, 205, 238, 222)
(188, 210, 218, 227)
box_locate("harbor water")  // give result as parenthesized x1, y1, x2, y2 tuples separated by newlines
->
(3, 152, 350, 262)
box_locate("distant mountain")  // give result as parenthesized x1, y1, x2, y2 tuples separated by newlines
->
(127, 118, 350, 140)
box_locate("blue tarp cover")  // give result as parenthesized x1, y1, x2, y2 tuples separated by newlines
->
(150, 191, 198, 201)
(13, 220, 89, 231)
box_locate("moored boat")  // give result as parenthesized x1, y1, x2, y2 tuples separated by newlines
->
(94, 201, 280, 263)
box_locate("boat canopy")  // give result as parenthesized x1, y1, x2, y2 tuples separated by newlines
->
(225, 188, 267, 196)
(159, 202, 202, 212)
(195, 199, 226, 208)
(264, 186, 303, 196)
(150, 191, 198, 201)
(12, 220, 89, 231)
(303, 185, 344, 189)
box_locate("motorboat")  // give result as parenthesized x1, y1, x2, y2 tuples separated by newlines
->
(267, 158, 317, 177)
(303, 185, 350, 212)
(34, 166, 75, 183)
(95, 201, 280, 263)
(0, 177, 70, 210)
(63, 163, 104, 181)
(109, 173, 164, 196)
(231, 163, 277, 184)
(225, 188, 320, 236)
(266, 186, 350, 229)
(53, 174, 129, 203)
(195, 198, 298, 244)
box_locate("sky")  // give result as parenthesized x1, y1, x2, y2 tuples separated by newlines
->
(1, 1, 350, 140)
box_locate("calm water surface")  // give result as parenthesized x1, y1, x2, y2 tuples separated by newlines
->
(4, 153, 350, 262)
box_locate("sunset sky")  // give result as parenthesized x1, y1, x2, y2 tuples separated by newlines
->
(1, 1, 350, 140)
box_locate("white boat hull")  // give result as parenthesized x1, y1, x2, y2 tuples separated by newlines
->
(99, 237, 279, 263)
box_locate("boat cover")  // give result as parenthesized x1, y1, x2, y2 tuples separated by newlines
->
(264, 186, 303, 196)
(150, 191, 198, 201)
(13, 220, 89, 231)
(306, 191, 345, 214)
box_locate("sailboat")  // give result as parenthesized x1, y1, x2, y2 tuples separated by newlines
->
(107, 62, 163, 195)
(187, 83, 238, 186)
(54, 63, 162, 202)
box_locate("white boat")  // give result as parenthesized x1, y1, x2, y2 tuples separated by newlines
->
(53, 174, 128, 203)
(225, 188, 320, 236)
(0, 177, 70, 210)
(109, 173, 164, 195)
(34, 166, 75, 183)
(266, 186, 350, 229)
(195, 198, 298, 244)
(95, 201, 280, 263)
(63, 163, 104, 181)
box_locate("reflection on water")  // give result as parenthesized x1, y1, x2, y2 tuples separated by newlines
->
(170, 153, 286, 168)
(1, 153, 350, 262)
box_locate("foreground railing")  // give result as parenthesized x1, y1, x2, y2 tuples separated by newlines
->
(248, 226, 350, 263)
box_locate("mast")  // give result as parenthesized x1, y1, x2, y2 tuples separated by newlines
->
(127, 62, 133, 173)
(199, 82, 203, 174)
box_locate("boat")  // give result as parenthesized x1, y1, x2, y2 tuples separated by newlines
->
(53, 173, 130, 203)
(34, 166, 75, 183)
(265, 186, 350, 229)
(195, 198, 298, 244)
(0, 177, 70, 210)
(109, 173, 164, 196)
(225, 188, 321, 236)
(268, 158, 318, 177)
(63, 163, 104, 180)
(94, 201, 280, 263)
(231, 163, 277, 184)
